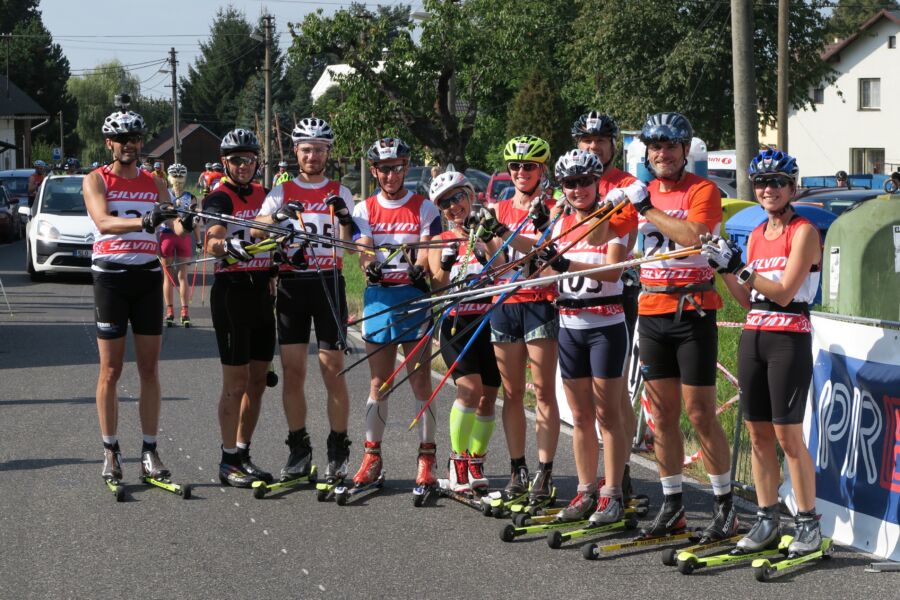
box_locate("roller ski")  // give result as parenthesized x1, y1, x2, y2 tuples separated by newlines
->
(583, 497, 696, 560)
(512, 465, 556, 516)
(482, 463, 530, 517)
(661, 494, 740, 565)
(140, 446, 191, 499)
(316, 432, 351, 502)
(512, 491, 650, 527)
(411, 443, 438, 507)
(753, 513, 832, 582)
(165, 306, 175, 328)
(435, 452, 485, 510)
(102, 444, 125, 502)
(335, 441, 385, 506)
(547, 515, 638, 549)
(676, 535, 792, 575)
(255, 431, 316, 498)
(180, 309, 190, 328)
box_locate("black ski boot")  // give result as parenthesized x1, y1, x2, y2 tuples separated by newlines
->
(238, 444, 273, 484)
(325, 431, 352, 483)
(528, 463, 553, 505)
(102, 442, 123, 481)
(503, 463, 529, 499)
(281, 429, 313, 481)
(700, 494, 739, 543)
(736, 504, 781, 552)
(219, 449, 258, 488)
(639, 494, 687, 538)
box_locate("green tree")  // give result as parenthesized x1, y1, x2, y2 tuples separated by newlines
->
(827, 0, 899, 41)
(179, 6, 267, 136)
(565, 0, 834, 149)
(505, 69, 571, 168)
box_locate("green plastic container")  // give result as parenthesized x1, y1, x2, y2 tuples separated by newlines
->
(822, 193, 900, 321)
(720, 199, 756, 239)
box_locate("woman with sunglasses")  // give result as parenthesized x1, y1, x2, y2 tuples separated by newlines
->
(349, 137, 443, 492)
(427, 171, 503, 493)
(476, 135, 560, 506)
(203, 129, 276, 488)
(541, 149, 635, 523)
(702, 149, 823, 556)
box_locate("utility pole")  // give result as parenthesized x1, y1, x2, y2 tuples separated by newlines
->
(731, 0, 758, 202)
(58, 110, 64, 160)
(169, 47, 180, 165)
(262, 14, 273, 188)
(777, 0, 789, 152)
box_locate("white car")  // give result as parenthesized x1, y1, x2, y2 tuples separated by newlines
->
(21, 175, 93, 280)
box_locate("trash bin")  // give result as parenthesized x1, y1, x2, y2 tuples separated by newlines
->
(720, 199, 756, 239)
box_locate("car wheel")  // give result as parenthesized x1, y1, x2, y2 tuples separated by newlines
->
(26, 243, 43, 281)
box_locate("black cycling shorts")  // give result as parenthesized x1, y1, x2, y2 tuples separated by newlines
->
(558, 321, 629, 380)
(211, 273, 276, 366)
(440, 314, 501, 389)
(638, 310, 718, 386)
(276, 273, 348, 350)
(738, 329, 812, 424)
(93, 270, 163, 339)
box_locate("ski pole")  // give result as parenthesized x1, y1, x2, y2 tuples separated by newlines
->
(336, 314, 435, 376)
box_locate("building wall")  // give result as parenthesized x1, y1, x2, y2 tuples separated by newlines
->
(788, 18, 900, 178)
(0, 119, 15, 170)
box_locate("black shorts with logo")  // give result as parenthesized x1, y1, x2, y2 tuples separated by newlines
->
(93, 269, 163, 339)
(276, 273, 348, 350)
(211, 272, 276, 366)
(638, 310, 718, 386)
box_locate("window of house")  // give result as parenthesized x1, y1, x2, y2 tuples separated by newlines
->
(858, 78, 881, 110)
(889, 35, 896, 49)
(850, 148, 885, 174)
(812, 87, 824, 104)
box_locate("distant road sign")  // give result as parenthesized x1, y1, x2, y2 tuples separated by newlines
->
(51, 147, 61, 161)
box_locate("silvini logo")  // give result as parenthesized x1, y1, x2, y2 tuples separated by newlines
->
(107, 190, 156, 201)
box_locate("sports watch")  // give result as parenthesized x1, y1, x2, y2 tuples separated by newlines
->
(736, 266, 755, 286)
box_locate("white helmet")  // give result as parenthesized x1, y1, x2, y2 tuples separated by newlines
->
(291, 117, 334, 145)
(101, 110, 146, 137)
(554, 149, 604, 181)
(429, 171, 474, 203)
(167, 163, 187, 177)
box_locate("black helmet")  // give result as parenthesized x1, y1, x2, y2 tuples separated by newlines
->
(639, 112, 693, 145)
(366, 137, 411, 163)
(572, 111, 619, 140)
(220, 128, 260, 154)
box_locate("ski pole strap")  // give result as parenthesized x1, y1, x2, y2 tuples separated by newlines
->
(641, 280, 714, 322)
(553, 295, 623, 309)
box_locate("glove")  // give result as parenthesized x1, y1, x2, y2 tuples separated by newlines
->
(224, 238, 253, 262)
(529, 197, 550, 232)
(141, 203, 178, 233)
(273, 201, 304, 223)
(407, 264, 427, 284)
(623, 182, 653, 215)
(440, 242, 459, 272)
(325, 194, 353, 226)
(178, 205, 198, 232)
(536, 242, 570, 273)
(700, 235, 745, 274)
(621, 267, 640, 288)
(365, 261, 384, 284)
(477, 206, 508, 241)
(462, 213, 480, 234)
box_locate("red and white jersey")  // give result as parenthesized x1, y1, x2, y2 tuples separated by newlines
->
(744, 216, 820, 333)
(494, 197, 557, 304)
(352, 191, 441, 286)
(90, 167, 160, 269)
(207, 183, 271, 274)
(437, 230, 492, 316)
(638, 172, 723, 316)
(553, 213, 626, 330)
(258, 178, 354, 274)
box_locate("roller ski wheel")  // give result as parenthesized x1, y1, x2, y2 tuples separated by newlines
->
(412, 484, 436, 507)
(142, 475, 192, 499)
(334, 471, 385, 506)
(512, 513, 530, 528)
(678, 556, 699, 575)
(266, 368, 279, 388)
(751, 538, 833, 582)
(105, 479, 125, 502)
(251, 465, 318, 499)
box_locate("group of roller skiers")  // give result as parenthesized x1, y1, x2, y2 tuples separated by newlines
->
(82, 98, 824, 563)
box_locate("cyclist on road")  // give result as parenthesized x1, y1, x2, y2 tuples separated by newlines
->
(28, 160, 48, 202)
(274, 161, 292, 186)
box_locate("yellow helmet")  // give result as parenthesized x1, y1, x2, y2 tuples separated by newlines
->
(503, 135, 551, 164)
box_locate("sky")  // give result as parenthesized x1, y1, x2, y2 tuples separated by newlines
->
(40, 0, 424, 99)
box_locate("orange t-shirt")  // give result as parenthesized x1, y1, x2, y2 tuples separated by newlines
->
(637, 172, 723, 316)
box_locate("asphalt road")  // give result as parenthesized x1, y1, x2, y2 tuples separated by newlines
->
(0, 238, 894, 599)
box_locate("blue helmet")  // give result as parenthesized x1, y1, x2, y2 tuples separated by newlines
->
(639, 112, 693, 145)
(748, 149, 799, 180)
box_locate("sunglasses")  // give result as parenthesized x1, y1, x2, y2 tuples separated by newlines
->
(562, 176, 596, 190)
(375, 164, 406, 174)
(225, 155, 257, 166)
(752, 176, 792, 189)
(111, 134, 142, 145)
(437, 189, 469, 210)
(508, 162, 540, 172)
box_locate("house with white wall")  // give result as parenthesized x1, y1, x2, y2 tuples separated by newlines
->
(0, 75, 48, 170)
(788, 9, 900, 178)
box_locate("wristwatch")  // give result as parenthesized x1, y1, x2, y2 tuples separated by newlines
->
(736, 265, 755, 286)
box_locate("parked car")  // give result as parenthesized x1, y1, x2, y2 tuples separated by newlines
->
(0, 168, 36, 206)
(709, 175, 739, 200)
(486, 172, 513, 203)
(22, 174, 93, 280)
(0, 186, 16, 242)
(403, 166, 491, 198)
(793, 187, 882, 216)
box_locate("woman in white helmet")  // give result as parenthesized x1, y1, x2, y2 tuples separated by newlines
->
(158, 163, 197, 327)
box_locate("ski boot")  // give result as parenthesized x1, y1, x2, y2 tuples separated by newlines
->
(164, 305, 175, 328)
(638, 496, 687, 539)
(337, 441, 384, 505)
(467, 452, 488, 494)
(555, 489, 599, 523)
(237, 445, 271, 484)
(736, 505, 781, 552)
(141, 445, 191, 499)
(219, 448, 259, 488)
(180, 308, 190, 328)
(525, 465, 555, 512)
(699, 494, 739, 543)
(412, 442, 438, 506)
(485, 463, 529, 517)
(590, 494, 626, 525)
(787, 511, 822, 556)
(447, 452, 470, 494)
(102, 443, 125, 501)
(317, 431, 351, 502)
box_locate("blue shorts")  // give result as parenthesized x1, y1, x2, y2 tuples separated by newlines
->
(361, 285, 431, 345)
(558, 322, 629, 379)
(490, 300, 559, 343)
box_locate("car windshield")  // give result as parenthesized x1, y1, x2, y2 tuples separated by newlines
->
(41, 178, 87, 215)
(491, 179, 513, 200)
(0, 177, 30, 194)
